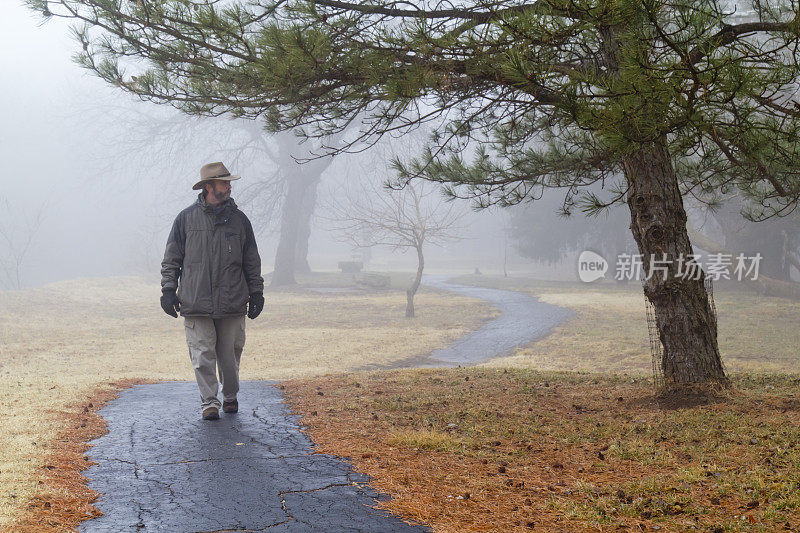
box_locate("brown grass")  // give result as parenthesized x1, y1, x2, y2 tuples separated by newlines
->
(283, 368, 800, 532)
(6, 379, 151, 533)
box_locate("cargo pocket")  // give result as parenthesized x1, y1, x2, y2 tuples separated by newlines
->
(233, 318, 246, 360)
(184, 318, 201, 369)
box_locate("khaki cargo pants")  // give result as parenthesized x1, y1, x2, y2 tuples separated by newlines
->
(184, 316, 246, 410)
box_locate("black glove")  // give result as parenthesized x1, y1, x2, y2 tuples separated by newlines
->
(248, 292, 264, 319)
(160, 289, 180, 318)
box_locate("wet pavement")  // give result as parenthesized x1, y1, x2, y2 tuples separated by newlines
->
(421, 276, 573, 366)
(81, 277, 572, 531)
(81, 381, 429, 532)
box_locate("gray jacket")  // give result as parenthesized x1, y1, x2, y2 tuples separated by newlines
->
(161, 194, 264, 318)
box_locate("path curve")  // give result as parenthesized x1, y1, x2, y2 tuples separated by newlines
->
(418, 275, 574, 366)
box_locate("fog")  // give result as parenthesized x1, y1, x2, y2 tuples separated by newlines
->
(1, 4, 171, 286)
(0, 3, 524, 288)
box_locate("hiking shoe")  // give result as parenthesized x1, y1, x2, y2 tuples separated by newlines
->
(202, 406, 220, 420)
(222, 399, 238, 414)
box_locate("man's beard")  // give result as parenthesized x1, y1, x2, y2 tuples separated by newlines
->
(211, 188, 230, 203)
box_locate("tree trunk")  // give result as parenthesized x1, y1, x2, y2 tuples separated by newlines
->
(271, 173, 307, 286)
(270, 134, 333, 287)
(623, 138, 727, 388)
(406, 245, 425, 318)
(294, 176, 320, 275)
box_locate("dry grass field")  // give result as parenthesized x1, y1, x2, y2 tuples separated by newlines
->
(0, 273, 494, 529)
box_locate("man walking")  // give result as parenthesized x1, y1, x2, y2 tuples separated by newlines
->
(160, 162, 264, 420)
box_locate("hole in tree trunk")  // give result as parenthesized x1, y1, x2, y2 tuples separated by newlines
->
(649, 226, 665, 242)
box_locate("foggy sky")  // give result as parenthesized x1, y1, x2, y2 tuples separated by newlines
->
(1, 3, 165, 285)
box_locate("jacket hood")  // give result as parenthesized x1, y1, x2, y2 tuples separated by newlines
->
(197, 192, 237, 211)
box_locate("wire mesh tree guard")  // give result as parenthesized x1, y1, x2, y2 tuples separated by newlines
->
(645, 277, 719, 388)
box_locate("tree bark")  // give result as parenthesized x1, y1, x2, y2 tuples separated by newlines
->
(271, 173, 307, 286)
(294, 176, 320, 275)
(270, 136, 333, 287)
(623, 138, 727, 388)
(406, 244, 425, 318)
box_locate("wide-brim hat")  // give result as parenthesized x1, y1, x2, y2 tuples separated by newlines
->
(192, 161, 242, 190)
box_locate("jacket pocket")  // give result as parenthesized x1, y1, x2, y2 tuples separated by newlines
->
(178, 264, 213, 316)
(224, 231, 243, 265)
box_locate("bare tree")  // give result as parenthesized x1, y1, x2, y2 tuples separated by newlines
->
(327, 182, 463, 317)
(0, 197, 47, 290)
(74, 99, 334, 284)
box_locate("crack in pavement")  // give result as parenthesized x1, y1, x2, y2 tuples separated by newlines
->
(110, 454, 316, 467)
(277, 493, 294, 530)
(278, 481, 357, 497)
(197, 518, 296, 532)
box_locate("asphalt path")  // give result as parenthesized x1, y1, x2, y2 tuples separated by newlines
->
(81, 381, 427, 532)
(420, 275, 573, 366)
(80, 278, 573, 532)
